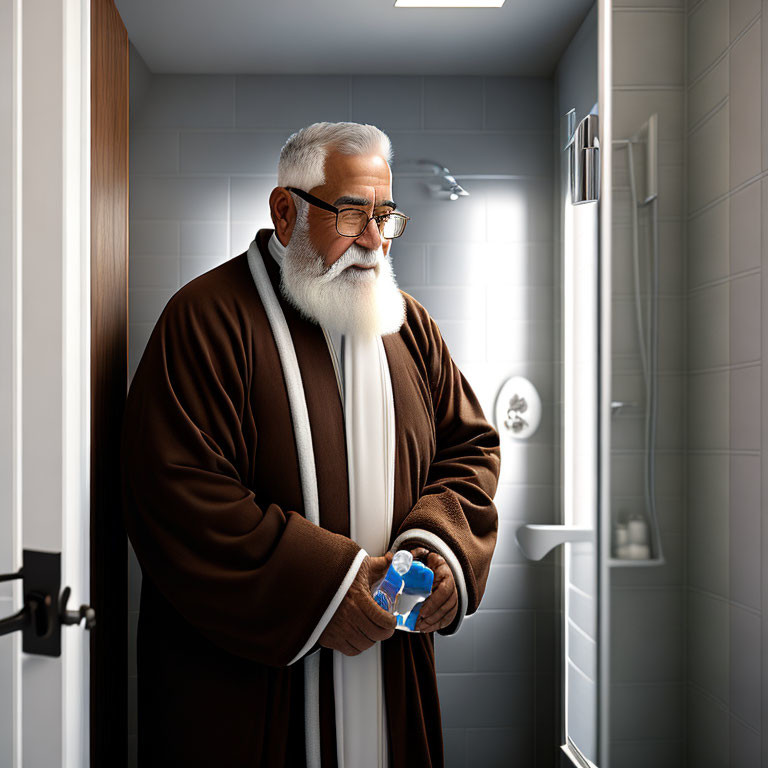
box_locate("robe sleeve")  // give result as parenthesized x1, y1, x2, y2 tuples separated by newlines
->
(120, 285, 363, 666)
(392, 309, 501, 636)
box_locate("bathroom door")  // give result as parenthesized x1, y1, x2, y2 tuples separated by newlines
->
(0, 0, 92, 765)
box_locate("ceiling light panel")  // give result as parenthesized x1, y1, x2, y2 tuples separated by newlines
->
(395, 0, 505, 7)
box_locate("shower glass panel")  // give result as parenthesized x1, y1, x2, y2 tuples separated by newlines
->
(561, 108, 600, 768)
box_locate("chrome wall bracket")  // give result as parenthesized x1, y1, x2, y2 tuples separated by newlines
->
(565, 110, 600, 204)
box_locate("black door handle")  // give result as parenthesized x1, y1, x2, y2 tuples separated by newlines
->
(0, 550, 96, 656)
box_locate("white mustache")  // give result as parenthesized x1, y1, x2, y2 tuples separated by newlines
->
(321, 245, 381, 281)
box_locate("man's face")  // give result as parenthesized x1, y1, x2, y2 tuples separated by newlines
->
(304, 150, 395, 270)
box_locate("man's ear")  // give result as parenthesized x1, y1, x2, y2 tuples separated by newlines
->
(269, 187, 296, 246)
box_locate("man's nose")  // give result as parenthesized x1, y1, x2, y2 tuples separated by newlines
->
(354, 217, 382, 250)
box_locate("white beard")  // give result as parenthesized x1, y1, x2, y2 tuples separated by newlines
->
(279, 218, 406, 337)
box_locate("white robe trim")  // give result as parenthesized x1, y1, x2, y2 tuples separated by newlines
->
(250, 233, 395, 768)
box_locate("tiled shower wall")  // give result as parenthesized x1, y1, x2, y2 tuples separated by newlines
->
(685, 0, 765, 765)
(609, 1, 687, 765)
(127, 47, 559, 766)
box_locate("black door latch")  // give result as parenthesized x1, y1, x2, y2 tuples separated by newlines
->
(0, 549, 96, 657)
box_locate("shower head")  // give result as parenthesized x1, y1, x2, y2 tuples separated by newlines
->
(417, 159, 470, 200)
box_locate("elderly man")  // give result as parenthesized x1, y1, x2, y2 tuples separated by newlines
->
(121, 121, 500, 767)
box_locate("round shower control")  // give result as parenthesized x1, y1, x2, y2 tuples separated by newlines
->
(494, 376, 542, 440)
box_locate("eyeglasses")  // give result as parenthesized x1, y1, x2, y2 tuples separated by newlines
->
(286, 187, 410, 239)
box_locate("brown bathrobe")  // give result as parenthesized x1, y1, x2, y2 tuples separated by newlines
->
(121, 228, 501, 767)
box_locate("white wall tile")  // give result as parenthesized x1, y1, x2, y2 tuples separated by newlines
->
(442, 729, 465, 768)
(465, 727, 533, 766)
(688, 104, 729, 214)
(687, 590, 730, 702)
(729, 454, 761, 609)
(435, 621, 475, 674)
(390, 242, 426, 286)
(407, 286, 486, 323)
(229, 176, 278, 221)
(688, 370, 729, 450)
(427, 242, 491, 286)
(730, 365, 760, 449)
(730, 180, 761, 274)
(687, 687, 730, 766)
(609, 740, 685, 768)
(485, 77, 553, 132)
(181, 220, 229, 258)
(129, 288, 175, 326)
(489, 242, 554, 286)
(613, 11, 685, 87)
(181, 256, 230, 286)
(730, 0, 761, 41)
(688, 0, 729, 84)
(130, 176, 229, 220)
(130, 219, 180, 257)
(613, 89, 684, 141)
(231, 220, 269, 256)
(497, 442, 553, 486)
(487, 320, 553, 365)
(388, 131, 553, 178)
(688, 198, 729, 288)
(485, 179, 553, 244)
(130, 256, 179, 290)
(730, 272, 761, 363)
(688, 282, 730, 370)
(180, 132, 289, 174)
(402, 201, 486, 244)
(423, 77, 483, 131)
(656, 374, 685, 450)
(611, 683, 684, 741)
(729, 21, 762, 189)
(615, 0, 683, 5)
(351, 76, 422, 131)
(729, 716, 761, 767)
(130, 131, 179, 175)
(493, 483, 557, 523)
(436, 319, 486, 365)
(687, 455, 729, 597)
(688, 56, 728, 129)
(135, 75, 235, 129)
(764, 0, 768, 173)
(438, 672, 534, 729)
(235, 76, 349, 128)
(729, 605, 761, 730)
(658, 163, 684, 218)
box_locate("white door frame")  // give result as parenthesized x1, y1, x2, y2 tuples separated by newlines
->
(3, 0, 91, 765)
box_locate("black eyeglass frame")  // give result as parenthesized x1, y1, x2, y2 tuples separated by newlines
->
(286, 186, 410, 238)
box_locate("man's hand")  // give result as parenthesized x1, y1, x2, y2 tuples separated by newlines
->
(409, 547, 459, 633)
(318, 552, 397, 656)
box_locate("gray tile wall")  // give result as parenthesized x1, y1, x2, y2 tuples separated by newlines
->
(127, 50, 558, 767)
(609, 1, 688, 766)
(685, 0, 764, 765)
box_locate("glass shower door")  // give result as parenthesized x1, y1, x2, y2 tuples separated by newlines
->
(561, 109, 600, 768)
(516, 108, 601, 767)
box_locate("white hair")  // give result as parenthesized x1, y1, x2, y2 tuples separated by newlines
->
(277, 121, 393, 191)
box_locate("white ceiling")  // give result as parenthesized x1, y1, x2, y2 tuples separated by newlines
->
(115, 0, 595, 76)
